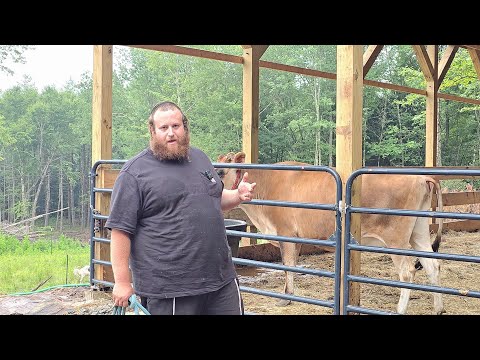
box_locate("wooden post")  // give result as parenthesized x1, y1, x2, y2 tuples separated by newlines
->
(426, 45, 439, 167)
(91, 45, 113, 284)
(336, 45, 363, 314)
(413, 45, 438, 167)
(242, 45, 268, 245)
(242, 45, 268, 164)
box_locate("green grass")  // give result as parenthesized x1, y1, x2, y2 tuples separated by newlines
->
(0, 233, 90, 295)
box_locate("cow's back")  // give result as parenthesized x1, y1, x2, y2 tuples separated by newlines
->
(241, 166, 432, 243)
(240, 161, 337, 240)
(359, 174, 433, 247)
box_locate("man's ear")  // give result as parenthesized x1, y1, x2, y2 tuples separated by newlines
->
(234, 152, 246, 164)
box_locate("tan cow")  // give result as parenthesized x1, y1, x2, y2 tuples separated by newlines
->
(217, 151, 445, 315)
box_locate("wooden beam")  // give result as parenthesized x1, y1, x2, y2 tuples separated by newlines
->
(92, 45, 113, 165)
(91, 45, 113, 285)
(412, 45, 434, 81)
(468, 48, 480, 79)
(363, 45, 384, 78)
(431, 191, 480, 207)
(438, 45, 459, 86)
(128, 45, 243, 64)
(431, 220, 480, 233)
(260, 57, 479, 105)
(260, 60, 337, 79)
(461, 45, 480, 51)
(425, 45, 438, 167)
(438, 92, 480, 106)
(130, 45, 478, 106)
(241, 45, 269, 58)
(364, 79, 426, 95)
(336, 45, 363, 314)
(242, 46, 267, 164)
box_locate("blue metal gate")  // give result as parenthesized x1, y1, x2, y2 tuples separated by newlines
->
(343, 167, 480, 315)
(89, 160, 344, 314)
(212, 162, 343, 314)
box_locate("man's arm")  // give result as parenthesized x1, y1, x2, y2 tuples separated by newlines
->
(110, 228, 134, 307)
(221, 172, 256, 211)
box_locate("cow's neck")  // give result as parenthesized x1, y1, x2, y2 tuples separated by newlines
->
(235, 168, 276, 235)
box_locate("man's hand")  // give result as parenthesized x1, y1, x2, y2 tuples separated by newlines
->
(112, 282, 135, 308)
(237, 172, 256, 201)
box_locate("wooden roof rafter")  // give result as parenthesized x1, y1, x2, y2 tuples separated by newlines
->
(438, 45, 459, 86)
(363, 45, 384, 78)
(125, 44, 480, 106)
(467, 48, 480, 79)
(461, 45, 480, 51)
(412, 45, 435, 81)
(128, 45, 243, 64)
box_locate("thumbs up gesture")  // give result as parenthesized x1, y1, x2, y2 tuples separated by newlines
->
(237, 172, 256, 201)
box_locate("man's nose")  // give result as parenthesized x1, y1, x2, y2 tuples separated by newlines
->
(167, 127, 174, 136)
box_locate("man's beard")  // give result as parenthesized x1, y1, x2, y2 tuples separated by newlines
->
(150, 132, 190, 161)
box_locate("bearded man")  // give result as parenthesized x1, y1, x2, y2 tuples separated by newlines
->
(106, 101, 256, 315)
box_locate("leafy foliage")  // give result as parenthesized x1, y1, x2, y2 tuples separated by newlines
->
(0, 45, 479, 228)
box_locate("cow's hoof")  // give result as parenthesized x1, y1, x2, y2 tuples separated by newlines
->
(436, 309, 446, 315)
(276, 299, 291, 307)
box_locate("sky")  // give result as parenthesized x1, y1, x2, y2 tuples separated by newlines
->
(0, 45, 94, 92)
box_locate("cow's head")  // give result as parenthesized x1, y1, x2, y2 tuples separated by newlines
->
(216, 151, 245, 190)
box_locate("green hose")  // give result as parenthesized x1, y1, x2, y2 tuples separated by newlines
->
(7, 283, 90, 296)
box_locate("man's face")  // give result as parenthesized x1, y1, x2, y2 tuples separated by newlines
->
(150, 108, 190, 161)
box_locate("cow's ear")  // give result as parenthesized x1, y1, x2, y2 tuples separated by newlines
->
(217, 154, 226, 162)
(234, 152, 246, 163)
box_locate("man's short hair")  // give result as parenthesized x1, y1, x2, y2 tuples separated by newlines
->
(148, 101, 189, 131)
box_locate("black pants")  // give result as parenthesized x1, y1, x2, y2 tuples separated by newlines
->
(140, 278, 244, 315)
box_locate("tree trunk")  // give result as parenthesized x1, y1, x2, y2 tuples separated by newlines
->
(315, 130, 321, 166)
(57, 159, 64, 232)
(436, 101, 443, 166)
(9, 158, 14, 223)
(44, 171, 51, 227)
(476, 109, 479, 166)
(82, 145, 91, 229)
(329, 114, 334, 167)
(69, 180, 75, 226)
(2, 160, 6, 222)
(313, 78, 321, 166)
(396, 103, 404, 166)
(31, 161, 50, 228)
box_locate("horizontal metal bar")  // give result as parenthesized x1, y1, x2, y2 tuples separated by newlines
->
(240, 286, 334, 309)
(227, 229, 336, 247)
(349, 243, 480, 264)
(234, 258, 336, 278)
(91, 236, 111, 244)
(348, 274, 480, 298)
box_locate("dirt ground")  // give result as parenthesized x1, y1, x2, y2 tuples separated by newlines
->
(1, 230, 479, 315)
(238, 230, 480, 315)
(0, 286, 115, 315)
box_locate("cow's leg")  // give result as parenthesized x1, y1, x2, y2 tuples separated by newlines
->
(409, 218, 445, 315)
(390, 254, 416, 314)
(277, 241, 302, 306)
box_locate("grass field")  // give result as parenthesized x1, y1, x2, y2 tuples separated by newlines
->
(0, 234, 90, 294)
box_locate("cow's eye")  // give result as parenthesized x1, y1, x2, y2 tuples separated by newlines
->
(216, 169, 225, 179)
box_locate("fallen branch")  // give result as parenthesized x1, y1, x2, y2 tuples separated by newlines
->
(31, 276, 52, 292)
(4, 208, 69, 229)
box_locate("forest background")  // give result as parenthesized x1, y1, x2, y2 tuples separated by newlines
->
(0, 45, 479, 236)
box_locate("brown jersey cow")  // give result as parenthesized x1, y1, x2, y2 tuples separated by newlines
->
(217, 151, 444, 315)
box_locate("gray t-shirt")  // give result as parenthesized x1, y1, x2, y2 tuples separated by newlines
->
(105, 147, 236, 298)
